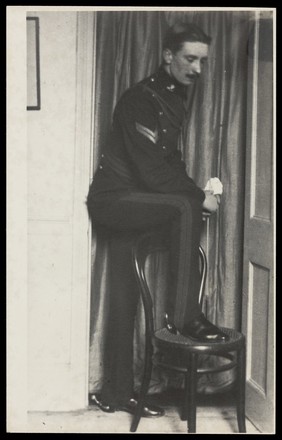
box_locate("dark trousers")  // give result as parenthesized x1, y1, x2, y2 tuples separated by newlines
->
(90, 191, 203, 406)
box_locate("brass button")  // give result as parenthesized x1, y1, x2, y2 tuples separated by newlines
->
(162, 128, 167, 133)
(101, 154, 104, 158)
(162, 146, 166, 150)
(99, 165, 103, 169)
(150, 77, 155, 82)
(159, 111, 163, 116)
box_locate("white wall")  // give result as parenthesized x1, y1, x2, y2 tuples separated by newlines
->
(25, 11, 94, 412)
(27, 11, 77, 411)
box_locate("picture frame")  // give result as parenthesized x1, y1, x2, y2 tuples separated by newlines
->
(27, 17, 41, 110)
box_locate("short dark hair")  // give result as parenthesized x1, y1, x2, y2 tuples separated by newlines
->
(163, 22, 212, 53)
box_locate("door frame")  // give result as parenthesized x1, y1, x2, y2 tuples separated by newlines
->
(70, 11, 96, 408)
(241, 10, 275, 433)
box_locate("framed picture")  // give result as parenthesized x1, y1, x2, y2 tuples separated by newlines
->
(27, 17, 41, 110)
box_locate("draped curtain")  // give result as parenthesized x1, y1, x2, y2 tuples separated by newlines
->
(89, 10, 253, 395)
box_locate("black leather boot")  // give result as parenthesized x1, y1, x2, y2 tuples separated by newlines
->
(89, 394, 164, 417)
(181, 313, 229, 342)
(89, 394, 115, 412)
(118, 398, 164, 417)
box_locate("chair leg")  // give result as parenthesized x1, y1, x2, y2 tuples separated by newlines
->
(185, 353, 198, 433)
(236, 344, 246, 433)
(130, 336, 153, 432)
(181, 375, 188, 421)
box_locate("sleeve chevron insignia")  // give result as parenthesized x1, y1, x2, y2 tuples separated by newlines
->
(135, 122, 159, 144)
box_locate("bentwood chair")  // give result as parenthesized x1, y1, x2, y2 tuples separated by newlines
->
(130, 230, 246, 433)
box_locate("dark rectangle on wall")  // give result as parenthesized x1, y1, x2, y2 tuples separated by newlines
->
(27, 17, 41, 110)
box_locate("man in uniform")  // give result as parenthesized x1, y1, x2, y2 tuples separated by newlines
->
(87, 21, 229, 417)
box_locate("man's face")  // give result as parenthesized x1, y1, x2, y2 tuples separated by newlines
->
(163, 41, 209, 86)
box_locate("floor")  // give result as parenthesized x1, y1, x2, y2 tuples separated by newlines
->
(27, 390, 261, 434)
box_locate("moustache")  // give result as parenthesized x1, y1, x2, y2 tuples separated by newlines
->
(186, 73, 200, 79)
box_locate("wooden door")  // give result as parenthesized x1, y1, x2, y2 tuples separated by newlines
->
(242, 11, 275, 433)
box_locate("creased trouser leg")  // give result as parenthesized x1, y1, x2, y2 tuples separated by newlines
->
(101, 231, 139, 407)
(90, 192, 203, 406)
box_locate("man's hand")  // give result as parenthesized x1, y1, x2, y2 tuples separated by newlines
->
(202, 190, 220, 213)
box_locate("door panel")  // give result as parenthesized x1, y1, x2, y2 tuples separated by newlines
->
(242, 11, 275, 433)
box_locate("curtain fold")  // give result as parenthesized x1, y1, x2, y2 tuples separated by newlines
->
(89, 10, 253, 395)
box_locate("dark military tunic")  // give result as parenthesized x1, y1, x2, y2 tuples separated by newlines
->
(88, 66, 205, 205)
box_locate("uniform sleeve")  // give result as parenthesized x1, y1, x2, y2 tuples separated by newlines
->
(114, 91, 205, 202)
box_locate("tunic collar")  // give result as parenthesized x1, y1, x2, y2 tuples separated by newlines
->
(149, 65, 187, 98)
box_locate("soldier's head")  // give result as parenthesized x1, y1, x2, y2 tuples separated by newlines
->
(162, 22, 211, 86)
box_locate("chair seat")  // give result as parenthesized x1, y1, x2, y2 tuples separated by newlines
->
(154, 326, 244, 353)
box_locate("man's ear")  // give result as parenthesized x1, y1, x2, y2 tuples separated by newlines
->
(162, 48, 173, 64)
